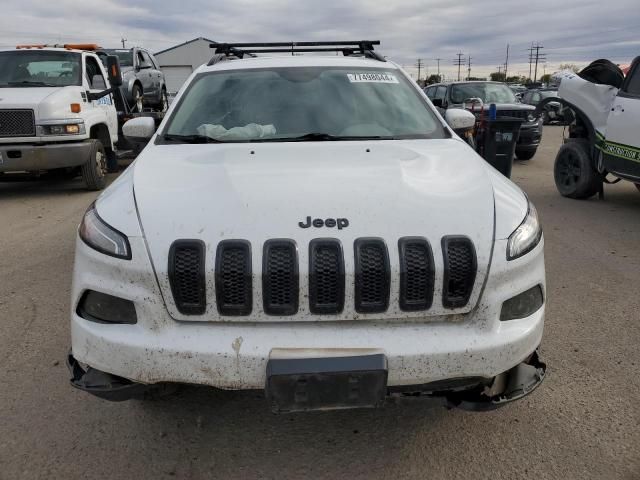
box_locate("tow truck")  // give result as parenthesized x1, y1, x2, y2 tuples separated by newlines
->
(0, 44, 163, 190)
(537, 57, 640, 198)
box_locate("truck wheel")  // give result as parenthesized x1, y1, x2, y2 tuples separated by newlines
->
(132, 84, 143, 113)
(81, 140, 107, 191)
(554, 140, 601, 199)
(516, 148, 536, 161)
(106, 149, 119, 173)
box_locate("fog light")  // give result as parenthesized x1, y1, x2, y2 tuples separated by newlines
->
(500, 285, 543, 321)
(77, 290, 137, 324)
(65, 124, 80, 134)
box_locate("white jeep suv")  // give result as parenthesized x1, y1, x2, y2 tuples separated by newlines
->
(68, 41, 546, 412)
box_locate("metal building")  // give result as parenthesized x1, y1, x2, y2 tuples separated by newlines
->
(155, 37, 216, 94)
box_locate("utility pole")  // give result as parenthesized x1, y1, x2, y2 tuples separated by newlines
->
(415, 59, 423, 81)
(467, 56, 472, 80)
(453, 53, 465, 81)
(434, 58, 442, 81)
(121, 37, 127, 48)
(528, 43, 533, 82)
(504, 44, 509, 80)
(532, 44, 545, 83)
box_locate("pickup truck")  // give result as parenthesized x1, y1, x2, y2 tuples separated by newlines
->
(0, 44, 123, 190)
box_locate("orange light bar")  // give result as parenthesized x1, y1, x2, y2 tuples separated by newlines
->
(64, 43, 101, 51)
(16, 44, 46, 49)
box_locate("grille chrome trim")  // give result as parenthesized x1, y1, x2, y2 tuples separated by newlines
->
(398, 237, 435, 311)
(0, 109, 36, 137)
(263, 239, 299, 315)
(215, 240, 252, 316)
(309, 238, 345, 314)
(168, 240, 206, 315)
(442, 236, 477, 308)
(354, 238, 390, 313)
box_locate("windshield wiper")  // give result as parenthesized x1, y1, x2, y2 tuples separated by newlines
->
(161, 133, 223, 144)
(256, 133, 388, 142)
(7, 80, 57, 87)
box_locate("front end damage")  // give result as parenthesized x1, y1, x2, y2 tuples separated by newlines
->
(67, 350, 546, 411)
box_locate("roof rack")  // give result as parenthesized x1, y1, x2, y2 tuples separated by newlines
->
(208, 40, 385, 65)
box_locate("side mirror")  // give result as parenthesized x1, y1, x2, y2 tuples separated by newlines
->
(445, 108, 476, 131)
(106, 55, 123, 87)
(431, 98, 443, 108)
(123, 117, 156, 146)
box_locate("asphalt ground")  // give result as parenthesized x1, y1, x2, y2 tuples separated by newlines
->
(0, 126, 638, 479)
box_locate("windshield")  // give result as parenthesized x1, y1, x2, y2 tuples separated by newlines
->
(450, 82, 518, 104)
(0, 50, 81, 87)
(162, 67, 446, 143)
(101, 49, 133, 67)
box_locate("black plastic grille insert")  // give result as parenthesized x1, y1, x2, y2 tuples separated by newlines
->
(398, 237, 435, 311)
(442, 236, 477, 308)
(169, 240, 206, 315)
(0, 109, 35, 137)
(354, 238, 390, 313)
(309, 239, 345, 314)
(263, 240, 298, 315)
(215, 240, 252, 315)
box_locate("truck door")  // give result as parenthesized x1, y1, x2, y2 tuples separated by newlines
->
(84, 55, 117, 140)
(136, 50, 155, 97)
(602, 58, 640, 181)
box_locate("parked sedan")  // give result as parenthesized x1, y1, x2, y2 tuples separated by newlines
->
(99, 48, 167, 113)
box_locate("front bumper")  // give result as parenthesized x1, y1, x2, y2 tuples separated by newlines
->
(517, 121, 543, 150)
(0, 140, 92, 172)
(70, 230, 546, 400)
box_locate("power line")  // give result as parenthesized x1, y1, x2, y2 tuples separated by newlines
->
(453, 52, 465, 81)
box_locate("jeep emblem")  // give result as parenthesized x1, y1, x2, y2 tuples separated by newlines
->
(298, 216, 349, 230)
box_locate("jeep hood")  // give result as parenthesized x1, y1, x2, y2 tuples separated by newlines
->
(132, 139, 496, 321)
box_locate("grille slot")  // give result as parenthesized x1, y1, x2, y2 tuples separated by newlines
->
(497, 109, 529, 120)
(442, 236, 477, 308)
(309, 239, 345, 314)
(0, 109, 35, 137)
(398, 237, 434, 311)
(168, 240, 206, 315)
(263, 239, 298, 315)
(215, 240, 252, 315)
(354, 238, 390, 313)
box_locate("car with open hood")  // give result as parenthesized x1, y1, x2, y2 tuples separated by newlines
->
(68, 41, 546, 413)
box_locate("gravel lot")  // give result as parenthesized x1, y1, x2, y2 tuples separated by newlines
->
(0, 126, 638, 479)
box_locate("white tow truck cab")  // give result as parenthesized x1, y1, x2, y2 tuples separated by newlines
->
(68, 41, 546, 413)
(538, 57, 640, 198)
(0, 44, 124, 190)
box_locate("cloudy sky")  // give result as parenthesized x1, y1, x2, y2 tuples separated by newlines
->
(1, 0, 638, 80)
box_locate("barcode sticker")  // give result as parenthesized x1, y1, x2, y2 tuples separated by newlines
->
(347, 72, 398, 83)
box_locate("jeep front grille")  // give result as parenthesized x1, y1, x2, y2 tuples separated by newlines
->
(168, 237, 478, 317)
(215, 240, 252, 315)
(168, 240, 206, 315)
(398, 237, 435, 311)
(0, 109, 36, 137)
(309, 239, 345, 314)
(497, 109, 529, 120)
(442, 236, 477, 308)
(263, 239, 299, 315)
(354, 238, 390, 313)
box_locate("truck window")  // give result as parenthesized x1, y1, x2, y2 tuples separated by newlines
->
(137, 51, 151, 69)
(0, 50, 81, 87)
(623, 64, 640, 97)
(85, 56, 106, 90)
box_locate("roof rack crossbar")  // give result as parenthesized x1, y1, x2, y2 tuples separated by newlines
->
(209, 40, 385, 62)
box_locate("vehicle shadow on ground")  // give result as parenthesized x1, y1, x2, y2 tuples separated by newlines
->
(0, 173, 120, 201)
(118, 385, 455, 476)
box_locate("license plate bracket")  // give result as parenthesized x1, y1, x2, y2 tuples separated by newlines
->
(266, 353, 388, 413)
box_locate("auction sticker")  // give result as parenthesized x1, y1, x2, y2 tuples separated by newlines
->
(347, 72, 398, 83)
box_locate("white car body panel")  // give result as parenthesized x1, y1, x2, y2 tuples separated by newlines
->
(71, 54, 545, 393)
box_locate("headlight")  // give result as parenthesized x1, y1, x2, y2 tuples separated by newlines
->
(79, 203, 131, 259)
(527, 113, 536, 123)
(37, 123, 86, 135)
(507, 199, 542, 260)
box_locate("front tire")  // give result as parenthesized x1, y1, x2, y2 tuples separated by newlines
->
(516, 148, 537, 161)
(554, 140, 601, 199)
(131, 84, 143, 113)
(81, 140, 107, 191)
